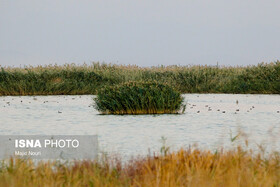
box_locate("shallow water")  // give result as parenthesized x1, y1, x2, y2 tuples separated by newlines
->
(0, 94, 279, 158)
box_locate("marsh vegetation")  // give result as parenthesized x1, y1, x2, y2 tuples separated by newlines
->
(1, 146, 280, 187)
(94, 81, 184, 114)
(0, 61, 279, 96)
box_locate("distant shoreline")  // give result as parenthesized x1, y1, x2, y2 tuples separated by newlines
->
(0, 62, 279, 96)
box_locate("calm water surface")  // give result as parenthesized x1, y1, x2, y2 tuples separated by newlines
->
(0, 94, 279, 158)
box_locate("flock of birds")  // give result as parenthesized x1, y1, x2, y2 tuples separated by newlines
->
(1, 98, 280, 114)
(188, 100, 280, 114)
(1, 96, 95, 114)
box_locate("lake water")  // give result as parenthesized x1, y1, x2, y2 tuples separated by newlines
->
(0, 94, 279, 158)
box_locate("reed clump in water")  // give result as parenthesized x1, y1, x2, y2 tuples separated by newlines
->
(1, 146, 280, 186)
(94, 81, 184, 114)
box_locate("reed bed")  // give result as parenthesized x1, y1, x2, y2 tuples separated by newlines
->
(94, 81, 184, 114)
(0, 61, 279, 95)
(0, 146, 280, 187)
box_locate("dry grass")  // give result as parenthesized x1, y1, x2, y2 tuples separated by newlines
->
(0, 146, 279, 186)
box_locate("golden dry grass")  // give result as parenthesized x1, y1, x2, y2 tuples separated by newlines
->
(0, 146, 279, 187)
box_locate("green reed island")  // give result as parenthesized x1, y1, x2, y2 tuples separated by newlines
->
(94, 81, 184, 114)
(0, 61, 279, 96)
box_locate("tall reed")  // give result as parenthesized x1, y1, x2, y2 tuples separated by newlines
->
(0, 146, 280, 186)
(94, 81, 184, 114)
(0, 61, 279, 95)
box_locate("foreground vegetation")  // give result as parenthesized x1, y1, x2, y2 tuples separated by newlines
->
(0, 146, 280, 186)
(94, 81, 184, 114)
(0, 61, 279, 95)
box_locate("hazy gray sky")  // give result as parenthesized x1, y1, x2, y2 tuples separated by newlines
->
(1, 0, 280, 67)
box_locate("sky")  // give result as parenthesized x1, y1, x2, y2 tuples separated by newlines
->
(0, 0, 280, 67)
